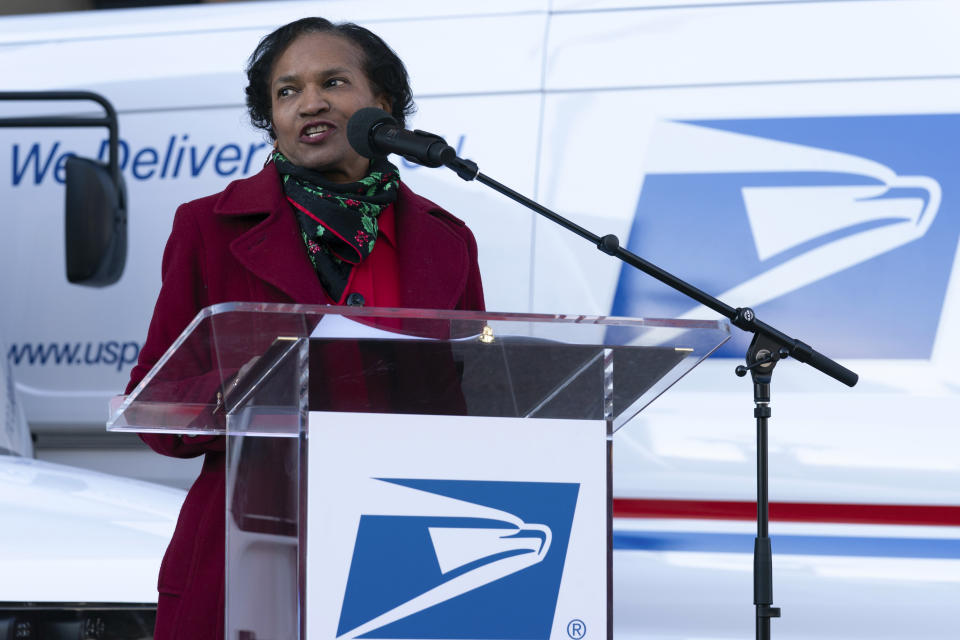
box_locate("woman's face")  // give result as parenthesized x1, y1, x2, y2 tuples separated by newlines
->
(269, 32, 390, 182)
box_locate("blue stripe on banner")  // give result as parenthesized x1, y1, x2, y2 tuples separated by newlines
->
(612, 531, 960, 559)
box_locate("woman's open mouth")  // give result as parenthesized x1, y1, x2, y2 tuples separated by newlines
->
(300, 122, 334, 142)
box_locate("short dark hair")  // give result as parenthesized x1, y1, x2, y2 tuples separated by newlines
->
(245, 17, 415, 138)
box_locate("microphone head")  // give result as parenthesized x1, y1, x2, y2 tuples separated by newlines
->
(347, 107, 397, 158)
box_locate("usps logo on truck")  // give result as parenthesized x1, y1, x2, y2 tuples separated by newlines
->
(335, 478, 580, 640)
(611, 114, 959, 358)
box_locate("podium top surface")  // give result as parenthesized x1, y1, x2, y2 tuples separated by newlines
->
(109, 302, 729, 434)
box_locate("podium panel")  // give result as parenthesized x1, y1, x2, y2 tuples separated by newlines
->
(308, 412, 607, 640)
(109, 304, 729, 640)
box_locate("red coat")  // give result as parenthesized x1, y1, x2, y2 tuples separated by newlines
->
(126, 163, 484, 640)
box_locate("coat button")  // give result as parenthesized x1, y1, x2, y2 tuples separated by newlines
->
(345, 293, 365, 307)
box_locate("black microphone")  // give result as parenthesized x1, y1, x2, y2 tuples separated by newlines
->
(347, 107, 455, 168)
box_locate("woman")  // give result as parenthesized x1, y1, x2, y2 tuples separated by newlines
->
(126, 17, 484, 640)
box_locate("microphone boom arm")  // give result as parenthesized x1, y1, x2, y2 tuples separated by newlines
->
(438, 153, 858, 387)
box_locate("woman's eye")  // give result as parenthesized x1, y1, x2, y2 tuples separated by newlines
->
(277, 87, 296, 98)
(325, 78, 347, 88)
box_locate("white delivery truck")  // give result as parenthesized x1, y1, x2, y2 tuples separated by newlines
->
(1, 1, 958, 638)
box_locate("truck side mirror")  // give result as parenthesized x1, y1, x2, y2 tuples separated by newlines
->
(65, 156, 127, 286)
(0, 91, 127, 286)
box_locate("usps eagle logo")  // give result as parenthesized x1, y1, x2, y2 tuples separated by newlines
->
(335, 478, 579, 640)
(611, 114, 960, 358)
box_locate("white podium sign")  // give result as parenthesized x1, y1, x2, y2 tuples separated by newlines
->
(307, 411, 608, 640)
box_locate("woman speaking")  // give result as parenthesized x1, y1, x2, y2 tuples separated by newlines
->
(125, 17, 484, 640)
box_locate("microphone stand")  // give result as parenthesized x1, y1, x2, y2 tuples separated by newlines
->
(430, 147, 858, 640)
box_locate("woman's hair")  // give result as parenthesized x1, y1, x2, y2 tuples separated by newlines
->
(245, 17, 415, 138)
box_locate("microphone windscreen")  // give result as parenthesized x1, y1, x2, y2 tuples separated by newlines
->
(347, 107, 397, 158)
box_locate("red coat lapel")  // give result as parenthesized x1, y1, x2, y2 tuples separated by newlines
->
(393, 183, 471, 310)
(212, 164, 331, 304)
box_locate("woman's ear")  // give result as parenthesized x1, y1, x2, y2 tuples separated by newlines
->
(376, 95, 392, 116)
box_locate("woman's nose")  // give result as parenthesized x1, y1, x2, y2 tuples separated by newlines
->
(299, 85, 329, 115)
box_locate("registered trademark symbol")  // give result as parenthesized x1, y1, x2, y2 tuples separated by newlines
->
(567, 619, 586, 639)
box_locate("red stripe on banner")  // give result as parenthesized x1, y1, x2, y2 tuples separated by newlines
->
(612, 499, 960, 526)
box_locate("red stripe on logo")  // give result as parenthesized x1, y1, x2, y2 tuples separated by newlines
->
(612, 499, 960, 526)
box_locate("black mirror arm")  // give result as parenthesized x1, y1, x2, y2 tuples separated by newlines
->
(0, 90, 123, 207)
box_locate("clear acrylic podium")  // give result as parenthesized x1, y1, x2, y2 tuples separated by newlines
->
(109, 303, 728, 640)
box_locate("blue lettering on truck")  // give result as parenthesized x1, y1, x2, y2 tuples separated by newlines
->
(7, 341, 141, 372)
(11, 135, 270, 186)
(10, 134, 467, 186)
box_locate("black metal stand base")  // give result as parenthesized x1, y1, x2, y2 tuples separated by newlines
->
(737, 333, 786, 639)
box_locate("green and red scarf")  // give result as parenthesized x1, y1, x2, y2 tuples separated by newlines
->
(272, 151, 400, 300)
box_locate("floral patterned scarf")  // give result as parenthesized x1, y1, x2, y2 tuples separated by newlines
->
(272, 151, 400, 300)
